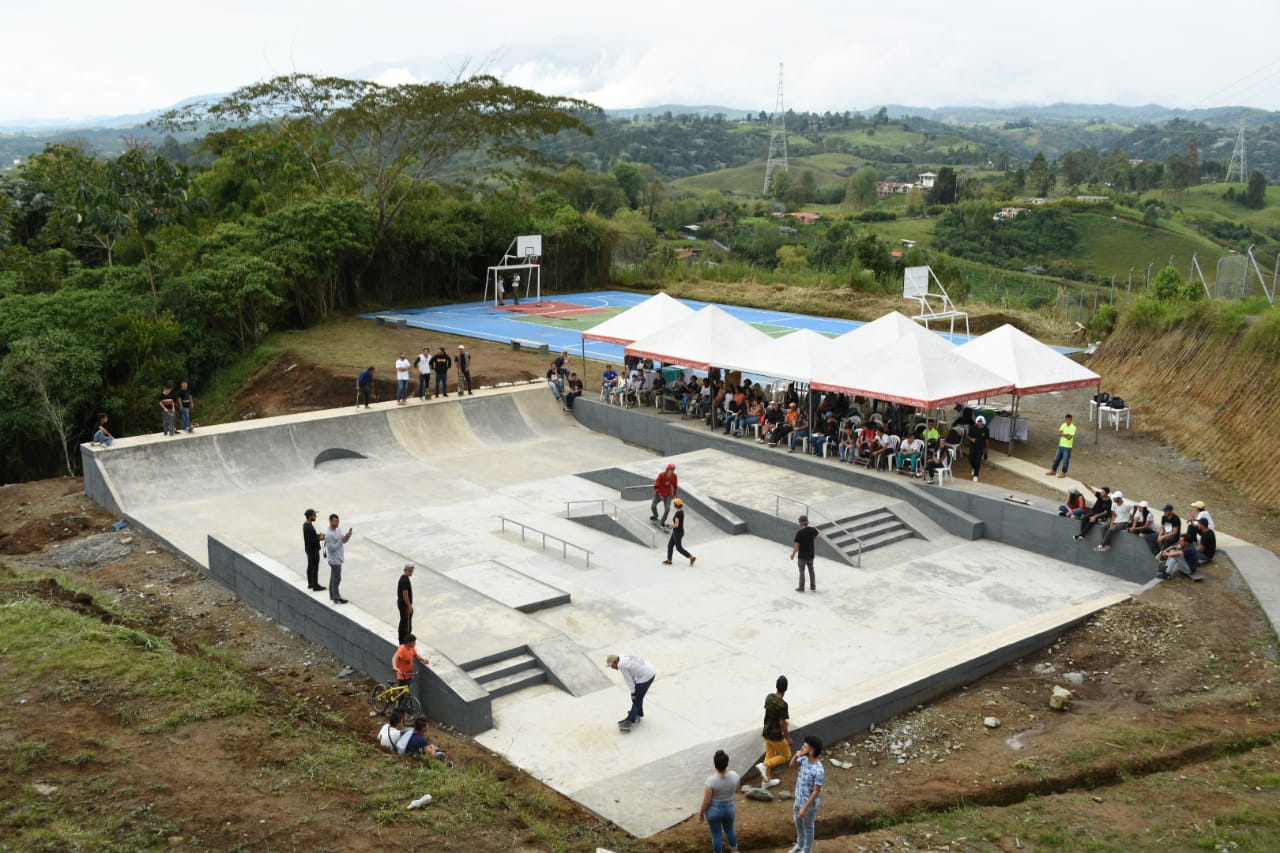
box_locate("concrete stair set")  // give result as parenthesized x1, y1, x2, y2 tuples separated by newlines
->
(462, 649, 548, 698)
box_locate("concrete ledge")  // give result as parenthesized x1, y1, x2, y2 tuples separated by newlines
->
(716, 497, 848, 566)
(1222, 544, 1280, 640)
(206, 534, 494, 735)
(529, 634, 613, 697)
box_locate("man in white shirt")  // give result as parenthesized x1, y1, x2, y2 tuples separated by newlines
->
(415, 348, 432, 400)
(377, 709, 414, 754)
(606, 653, 656, 730)
(1095, 491, 1134, 552)
(395, 353, 412, 405)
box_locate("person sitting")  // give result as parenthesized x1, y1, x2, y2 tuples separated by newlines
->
(770, 403, 801, 447)
(786, 410, 811, 452)
(545, 362, 564, 401)
(649, 372, 666, 407)
(896, 434, 924, 474)
(736, 398, 764, 437)
(1193, 518, 1216, 563)
(1058, 487, 1088, 518)
(871, 433, 900, 471)
(923, 441, 951, 484)
(1094, 491, 1132, 552)
(1127, 500, 1155, 539)
(837, 421, 858, 462)
(855, 424, 879, 464)
(1148, 503, 1181, 555)
(404, 717, 447, 761)
(1073, 482, 1112, 542)
(563, 372, 584, 410)
(92, 413, 115, 447)
(759, 402, 785, 444)
(809, 414, 839, 456)
(378, 709, 414, 755)
(624, 371, 643, 408)
(922, 419, 941, 451)
(1157, 534, 1203, 582)
(601, 364, 620, 401)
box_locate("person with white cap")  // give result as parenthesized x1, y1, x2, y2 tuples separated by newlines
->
(1188, 500, 1215, 533)
(1094, 491, 1132, 551)
(967, 414, 990, 482)
(606, 653, 656, 730)
(1127, 500, 1155, 539)
(651, 463, 679, 527)
(455, 344, 473, 395)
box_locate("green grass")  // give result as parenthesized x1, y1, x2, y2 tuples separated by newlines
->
(1067, 212, 1227, 280)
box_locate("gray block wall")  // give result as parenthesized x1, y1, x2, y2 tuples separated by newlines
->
(207, 535, 493, 734)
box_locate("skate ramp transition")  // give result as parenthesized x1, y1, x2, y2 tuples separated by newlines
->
(81, 384, 1145, 838)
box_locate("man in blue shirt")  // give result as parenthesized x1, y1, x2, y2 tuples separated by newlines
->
(789, 735, 825, 853)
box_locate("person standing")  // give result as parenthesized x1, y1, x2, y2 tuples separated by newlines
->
(397, 564, 416, 644)
(789, 736, 825, 853)
(303, 509, 325, 592)
(496, 275, 506, 306)
(92, 413, 114, 447)
(456, 345, 473, 395)
(755, 675, 791, 788)
(431, 347, 452, 397)
(415, 348, 432, 400)
(663, 498, 695, 566)
(650, 463, 679, 526)
(393, 633, 430, 687)
(511, 272, 521, 305)
(1046, 413, 1076, 478)
(698, 749, 742, 853)
(159, 382, 178, 436)
(790, 515, 820, 593)
(177, 379, 196, 433)
(607, 653, 656, 730)
(395, 353, 412, 405)
(356, 366, 376, 408)
(324, 513, 353, 604)
(967, 414, 989, 482)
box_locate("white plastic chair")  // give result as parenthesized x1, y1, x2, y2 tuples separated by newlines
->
(935, 447, 955, 486)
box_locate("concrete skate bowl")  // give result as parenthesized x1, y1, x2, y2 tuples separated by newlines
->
(84, 385, 593, 516)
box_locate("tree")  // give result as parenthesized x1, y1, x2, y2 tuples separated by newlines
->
(2, 330, 103, 475)
(611, 162, 645, 210)
(927, 166, 958, 205)
(1026, 153, 1053, 197)
(1187, 138, 1200, 185)
(1151, 265, 1183, 301)
(1164, 153, 1192, 192)
(1245, 171, 1267, 210)
(109, 148, 205, 295)
(156, 74, 597, 251)
(846, 166, 879, 209)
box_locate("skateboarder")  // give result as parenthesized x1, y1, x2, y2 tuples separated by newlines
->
(650, 463, 678, 526)
(607, 653, 655, 731)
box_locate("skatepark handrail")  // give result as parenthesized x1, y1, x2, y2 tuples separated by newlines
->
(499, 516, 595, 568)
(564, 499, 614, 519)
(774, 493, 863, 568)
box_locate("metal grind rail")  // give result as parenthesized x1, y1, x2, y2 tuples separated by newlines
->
(774, 494, 864, 568)
(500, 516, 594, 567)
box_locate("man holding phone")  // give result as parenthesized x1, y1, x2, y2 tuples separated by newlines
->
(325, 514, 354, 604)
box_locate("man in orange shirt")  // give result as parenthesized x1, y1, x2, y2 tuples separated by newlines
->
(393, 634, 430, 687)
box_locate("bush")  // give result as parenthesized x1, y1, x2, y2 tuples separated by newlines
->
(1151, 266, 1183, 301)
(854, 209, 897, 223)
(1093, 303, 1118, 334)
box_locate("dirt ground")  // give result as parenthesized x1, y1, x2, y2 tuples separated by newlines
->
(3, 338, 1279, 852)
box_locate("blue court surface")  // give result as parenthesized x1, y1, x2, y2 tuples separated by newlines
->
(361, 291, 1072, 365)
(366, 291, 938, 365)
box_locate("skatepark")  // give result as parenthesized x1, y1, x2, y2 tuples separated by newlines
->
(79, 381, 1158, 836)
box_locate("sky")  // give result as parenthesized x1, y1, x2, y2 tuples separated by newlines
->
(2, 0, 1278, 125)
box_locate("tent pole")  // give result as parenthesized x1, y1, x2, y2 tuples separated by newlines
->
(1094, 378, 1101, 445)
(1008, 394, 1018, 457)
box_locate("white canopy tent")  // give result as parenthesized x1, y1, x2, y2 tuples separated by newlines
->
(718, 328, 837, 383)
(954, 323, 1102, 454)
(828, 310, 940, 361)
(581, 292, 696, 345)
(624, 305, 774, 370)
(812, 330, 1014, 409)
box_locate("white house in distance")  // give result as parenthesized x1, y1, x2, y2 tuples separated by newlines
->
(918, 171, 938, 189)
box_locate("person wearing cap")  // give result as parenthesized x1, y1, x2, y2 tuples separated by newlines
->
(1194, 518, 1217, 562)
(1188, 500, 1215, 533)
(651, 463, 679, 526)
(790, 515, 820, 592)
(1073, 481, 1111, 542)
(606, 653, 656, 730)
(663, 498, 696, 566)
(397, 564, 416, 644)
(967, 414, 990, 482)
(395, 352, 412, 405)
(1149, 503, 1182, 555)
(430, 347, 452, 397)
(456, 344, 473, 395)
(1094, 491, 1133, 552)
(1058, 487, 1088, 518)
(1127, 500, 1155, 539)
(1046, 414, 1076, 478)
(302, 509, 325, 592)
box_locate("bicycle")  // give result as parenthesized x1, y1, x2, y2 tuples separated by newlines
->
(370, 672, 423, 717)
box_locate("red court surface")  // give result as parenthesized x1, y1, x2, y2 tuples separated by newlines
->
(497, 301, 613, 317)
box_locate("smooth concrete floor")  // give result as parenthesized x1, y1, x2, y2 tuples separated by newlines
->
(92, 384, 1141, 837)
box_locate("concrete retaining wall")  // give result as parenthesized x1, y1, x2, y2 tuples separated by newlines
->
(716, 498, 849, 566)
(207, 534, 493, 735)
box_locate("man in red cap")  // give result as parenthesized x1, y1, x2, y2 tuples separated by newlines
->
(651, 463, 679, 527)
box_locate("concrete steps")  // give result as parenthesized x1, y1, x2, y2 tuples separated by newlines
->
(463, 650, 548, 698)
(822, 508, 919, 563)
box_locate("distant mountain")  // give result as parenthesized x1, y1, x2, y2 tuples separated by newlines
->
(0, 93, 223, 134)
(605, 104, 755, 121)
(879, 103, 1277, 128)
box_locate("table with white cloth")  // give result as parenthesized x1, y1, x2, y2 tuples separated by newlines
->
(988, 414, 1029, 443)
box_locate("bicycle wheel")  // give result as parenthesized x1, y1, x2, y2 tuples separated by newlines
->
(370, 682, 394, 715)
(398, 694, 423, 718)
